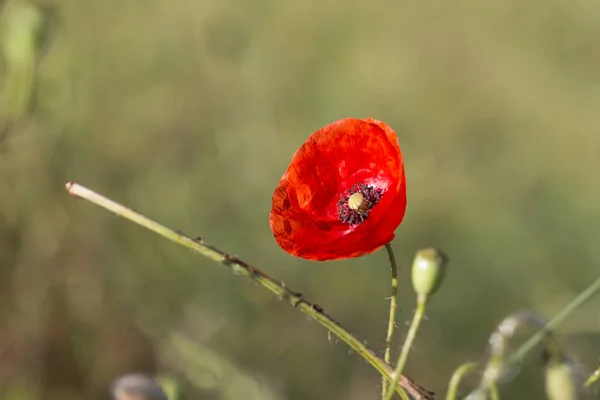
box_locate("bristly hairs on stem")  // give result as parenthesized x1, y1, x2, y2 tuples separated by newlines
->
(385, 294, 428, 400)
(382, 243, 401, 399)
(64, 182, 434, 400)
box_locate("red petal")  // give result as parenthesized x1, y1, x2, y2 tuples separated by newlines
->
(270, 118, 406, 260)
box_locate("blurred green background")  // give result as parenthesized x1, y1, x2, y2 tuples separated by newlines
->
(1, 0, 600, 399)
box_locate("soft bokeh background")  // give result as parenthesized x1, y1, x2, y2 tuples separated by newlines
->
(1, 0, 600, 399)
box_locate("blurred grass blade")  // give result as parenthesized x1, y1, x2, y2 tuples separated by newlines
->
(584, 366, 600, 387)
(162, 334, 281, 400)
(156, 376, 181, 400)
(0, 0, 43, 130)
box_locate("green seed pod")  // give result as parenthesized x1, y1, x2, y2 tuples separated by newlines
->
(411, 247, 448, 297)
(545, 353, 586, 400)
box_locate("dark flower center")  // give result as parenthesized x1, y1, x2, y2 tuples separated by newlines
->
(337, 183, 383, 226)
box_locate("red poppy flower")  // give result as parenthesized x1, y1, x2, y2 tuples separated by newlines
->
(270, 118, 407, 261)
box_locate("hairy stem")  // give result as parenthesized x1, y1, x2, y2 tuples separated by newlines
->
(384, 294, 429, 400)
(382, 243, 400, 399)
(65, 182, 434, 400)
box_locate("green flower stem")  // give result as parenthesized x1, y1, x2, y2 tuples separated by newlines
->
(584, 367, 600, 387)
(463, 276, 600, 400)
(489, 382, 500, 400)
(509, 276, 600, 365)
(382, 243, 400, 399)
(65, 182, 434, 400)
(446, 362, 479, 400)
(384, 294, 429, 400)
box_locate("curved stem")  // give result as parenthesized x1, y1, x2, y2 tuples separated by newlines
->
(384, 294, 429, 400)
(382, 243, 399, 399)
(462, 277, 600, 400)
(446, 362, 479, 400)
(65, 182, 434, 400)
(508, 276, 600, 365)
(584, 367, 600, 387)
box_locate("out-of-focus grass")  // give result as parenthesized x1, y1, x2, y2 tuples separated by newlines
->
(1, 0, 600, 399)
(0, 0, 43, 135)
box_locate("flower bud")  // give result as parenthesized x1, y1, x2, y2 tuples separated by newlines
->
(411, 248, 448, 297)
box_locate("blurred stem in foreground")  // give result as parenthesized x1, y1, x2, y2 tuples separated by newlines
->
(509, 276, 600, 365)
(584, 366, 600, 387)
(0, 0, 44, 134)
(156, 376, 181, 400)
(464, 272, 600, 400)
(384, 248, 448, 400)
(65, 182, 435, 400)
(159, 334, 281, 400)
(382, 243, 400, 399)
(469, 311, 552, 399)
(488, 383, 499, 400)
(446, 362, 478, 400)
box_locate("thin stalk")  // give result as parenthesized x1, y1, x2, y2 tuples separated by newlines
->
(584, 366, 600, 387)
(384, 294, 429, 400)
(489, 382, 499, 400)
(382, 243, 400, 399)
(463, 276, 600, 400)
(65, 182, 434, 400)
(446, 362, 479, 400)
(509, 276, 600, 365)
